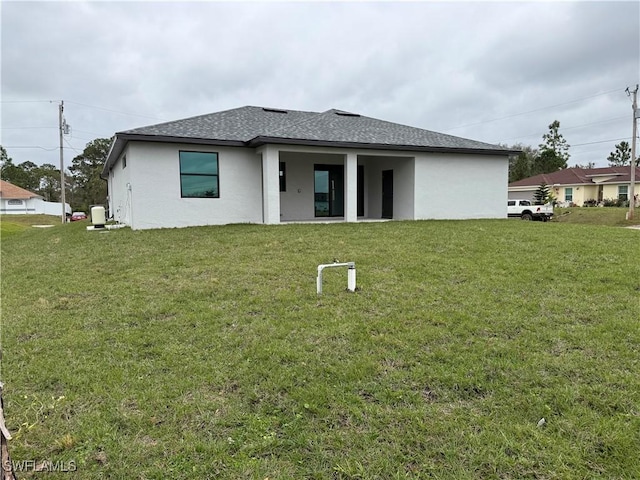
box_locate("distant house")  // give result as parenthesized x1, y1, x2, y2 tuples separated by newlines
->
(0, 179, 70, 215)
(509, 167, 640, 206)
(102, 105, 516, 230)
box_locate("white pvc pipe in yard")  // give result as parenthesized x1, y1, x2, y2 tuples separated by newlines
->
(317, 262, 356, 294)
(348, 265, 356, 292)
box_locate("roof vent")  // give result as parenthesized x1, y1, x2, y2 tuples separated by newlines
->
(263, 107, 288, 114)
(335, 110, 360, 117)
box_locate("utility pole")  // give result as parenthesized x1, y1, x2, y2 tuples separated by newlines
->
(627, 86, 638, 220)
(58, 100, 66, 223)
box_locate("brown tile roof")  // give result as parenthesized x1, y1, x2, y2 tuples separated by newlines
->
(0, 180, 41, 199)
(509, 166, 640, 187)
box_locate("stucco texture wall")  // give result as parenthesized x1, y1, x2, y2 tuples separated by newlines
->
(414, 153, 508, 219)
(124, 142, 263, 229)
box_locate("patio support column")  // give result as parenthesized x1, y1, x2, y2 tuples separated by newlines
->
(345, 152, 358, 222)
(261, 145, 280, 224)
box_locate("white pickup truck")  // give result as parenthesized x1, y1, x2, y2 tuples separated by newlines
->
(507, 200, 554, 221)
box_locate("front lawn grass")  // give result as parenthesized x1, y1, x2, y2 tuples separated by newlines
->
(2, 220, 639, 479)
(0, 214, 61, 239)
(552, 207, 638, 227)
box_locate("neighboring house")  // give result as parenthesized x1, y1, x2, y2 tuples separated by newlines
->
(102, 105, 516, 230)
(508, 166, 640, 206)
(0, 179, 71, 215)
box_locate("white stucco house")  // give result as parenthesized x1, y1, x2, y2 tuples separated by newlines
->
(0, 179, 70, 216)
(102, 106, 515, 230)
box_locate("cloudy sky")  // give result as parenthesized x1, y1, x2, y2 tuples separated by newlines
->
(1, 1, 638, 170)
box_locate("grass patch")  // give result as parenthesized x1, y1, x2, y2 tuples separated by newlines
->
(2, 220, 639, 478)
(552, 207, 638, 227)
(1, 214, 62, 239)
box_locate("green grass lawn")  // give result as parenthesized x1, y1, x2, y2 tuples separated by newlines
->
(552, 207, 639, 227)
(0, 214, 62, 240)
(1, 218, 639, 479)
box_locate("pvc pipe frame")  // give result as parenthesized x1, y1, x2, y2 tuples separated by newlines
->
(317, 262, 356, 294)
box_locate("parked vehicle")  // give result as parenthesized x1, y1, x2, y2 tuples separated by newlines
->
(507, 200, 553, 221)
(70, 211, 88, 222)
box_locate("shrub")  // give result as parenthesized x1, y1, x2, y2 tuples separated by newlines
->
(602, 198, 627, 207)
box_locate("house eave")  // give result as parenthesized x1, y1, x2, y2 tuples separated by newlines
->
(248, 136, 514, 156)
(100, 131, 515, 179)
(101, 133, 246, 178)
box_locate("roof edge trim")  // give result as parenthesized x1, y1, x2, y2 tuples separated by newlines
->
(248, 136, 515, 156)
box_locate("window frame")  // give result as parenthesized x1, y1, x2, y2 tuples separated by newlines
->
(565, 187, 573, 202)
(618, 185, 628, 201)
(179, 150, 220, 199)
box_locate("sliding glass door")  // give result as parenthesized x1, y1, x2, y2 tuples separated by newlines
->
(314, 165, 344, 217)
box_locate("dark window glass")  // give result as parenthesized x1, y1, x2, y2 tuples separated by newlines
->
(279, 161, 286, 192)
(618, 185, 628, 201)
(179, 151, 219, 198)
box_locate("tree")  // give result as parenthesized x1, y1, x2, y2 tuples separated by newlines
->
(0, 146, 40, 192)
(36, 164, 62, 202)
(0, 146, 17, 181)
(572, 162, 596, 169)
(507, 144, 538, 183)
(535, 120, 570, 173)
(607, 141, 638, 167)
(1, 145, 64, 201)
(69, 137, 111, 212)
(0, 145, 9, 168)
(533, 182, 551, 204)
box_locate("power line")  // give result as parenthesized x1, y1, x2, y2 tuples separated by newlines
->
(1, 126, 57, 130)
(498, 115, 628, 143)
(63, 138, 83, 155)
(2, 98, 163, 123)
(72, 128, 107, 136)
(64, 100, 164, 121)
(0, 100, 58, 104)
(571, 137, 630, 148)
(3, 145, 59, 151)
(443, 87, 623, 131)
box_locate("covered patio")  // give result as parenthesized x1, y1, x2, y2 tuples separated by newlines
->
(258, 145, 416, 224)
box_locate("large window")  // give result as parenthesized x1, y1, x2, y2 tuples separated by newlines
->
(179, 151, 219, 198)
(565, 187, 573, 202)
(618, 185, 628, 201)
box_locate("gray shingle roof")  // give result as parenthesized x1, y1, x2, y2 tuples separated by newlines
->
(104, 106, 514, 176)
(119, 106, 318, 142)
(120, 105, 506, 151)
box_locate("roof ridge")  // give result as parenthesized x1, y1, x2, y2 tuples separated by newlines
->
(259, 108, 326, 137)
(118, 105, 252, 134)
(0, 179, 40, 199)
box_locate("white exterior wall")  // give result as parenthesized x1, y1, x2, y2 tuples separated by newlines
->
(414, 153, 508, 219)
(108, 146, 133, 225)
(106, 140, 509, 228)
(125, 142, 263, 230)
(1, 197, 70, 215)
